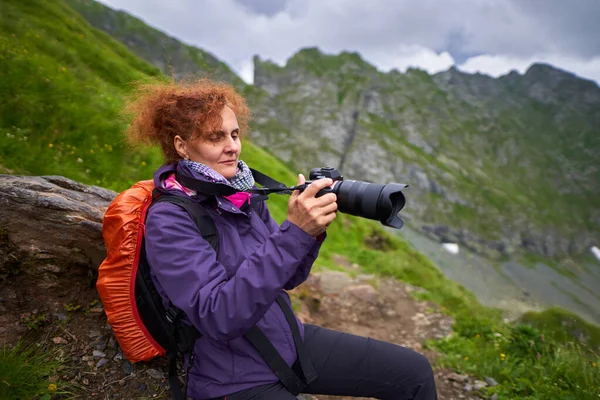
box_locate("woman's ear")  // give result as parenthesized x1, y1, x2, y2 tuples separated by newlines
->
(173, 135, 188, 160)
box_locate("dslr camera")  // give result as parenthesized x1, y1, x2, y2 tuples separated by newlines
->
(300, 167, 408, 229)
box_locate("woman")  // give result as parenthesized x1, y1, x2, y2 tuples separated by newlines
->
(124, 78, 437, 400)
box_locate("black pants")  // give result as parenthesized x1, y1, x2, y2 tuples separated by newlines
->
(218, 324, 437, 400)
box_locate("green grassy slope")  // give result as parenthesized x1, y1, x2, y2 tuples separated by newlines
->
(0, 1, 598, 399)
(65, 0, 246, 89)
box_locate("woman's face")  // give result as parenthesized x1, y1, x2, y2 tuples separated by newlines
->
(175, 106, 242, 179)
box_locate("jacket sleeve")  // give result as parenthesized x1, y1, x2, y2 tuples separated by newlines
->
(144, 201, 318, 341)
(255, 200, 325, 290)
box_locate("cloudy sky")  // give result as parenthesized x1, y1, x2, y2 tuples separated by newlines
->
(97, 0, 600, 85)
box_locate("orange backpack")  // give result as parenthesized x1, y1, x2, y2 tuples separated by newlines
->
(97, 180, 218, 399)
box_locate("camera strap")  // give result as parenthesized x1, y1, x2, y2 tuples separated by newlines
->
(175, 168, 295, 198)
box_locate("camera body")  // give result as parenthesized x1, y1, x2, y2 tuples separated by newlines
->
(305, 167, 343, 197)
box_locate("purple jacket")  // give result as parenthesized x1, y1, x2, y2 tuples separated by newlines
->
(144, 162, 325, 400)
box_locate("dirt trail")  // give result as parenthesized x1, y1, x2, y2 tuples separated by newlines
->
(2, 255, 493, 399)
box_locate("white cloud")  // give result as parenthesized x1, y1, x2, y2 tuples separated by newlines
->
(95, 0, 600, 85)
(459, 54, 600, 83)
(364, 46, 455, 75)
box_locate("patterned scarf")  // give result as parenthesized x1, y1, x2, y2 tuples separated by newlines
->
(182, 159, 255, 191)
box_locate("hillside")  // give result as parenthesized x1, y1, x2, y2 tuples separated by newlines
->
(0, 1, 599, 399)
(65, 0, 600, 262)
(251, 49, 600, 261)
(65, 0, 246, 89)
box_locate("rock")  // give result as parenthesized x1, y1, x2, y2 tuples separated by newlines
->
(92, 350, 106, 358)
(96, 358, 108, 368)
(88, 330, 102, 338)
(95, 340, 107, 351)
(343, 284, 379, 305)
(52, 336, 67, 344)
(463, 383, 472, 392)
(113, 349, 123, 361)
(473, 380, 487, 390)
(0, 175, 115, 277)
(447, 372, 469, 382)
(485, 376, 498, 387)
(315, 271, 355, 294)
(54, 312, 68, 321)
(146, 368, 164, 380)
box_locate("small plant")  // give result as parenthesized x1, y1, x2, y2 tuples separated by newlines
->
(19, 311, 50, 331)
(0, 342, 69, 400)
(64, 303, 81, 312)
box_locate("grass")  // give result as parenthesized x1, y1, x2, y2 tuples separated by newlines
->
(0, 341, 70, 400)
(1, 0, 599, 399)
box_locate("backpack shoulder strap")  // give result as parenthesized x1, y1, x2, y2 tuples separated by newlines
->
(151, 190, 219, 254)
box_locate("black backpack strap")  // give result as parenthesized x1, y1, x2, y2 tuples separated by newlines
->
(152, 190, 219, 253)
(149, 191, 219, 400)
(242, 294, 317, 395)
(275, 296, 318, 385)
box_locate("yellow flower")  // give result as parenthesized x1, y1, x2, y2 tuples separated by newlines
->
(593, 362, 597, 367)
(48, 143, 54, 148)
(141, 161, 147, 166)
(500, 353, 506, 360)
(464, 356, 469, 360)
(475, 334, 480, 338)
(48, 383, 57, 392)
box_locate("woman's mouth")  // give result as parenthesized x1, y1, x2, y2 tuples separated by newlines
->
(220, 160, 237, 165)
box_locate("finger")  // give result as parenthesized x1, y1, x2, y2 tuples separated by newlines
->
(300, 177, 333, 199)
(320, 212, 337, 228)
(320, 200, 338, 215)
(290, 174, 305, 199)
(312, 192, 337, 207)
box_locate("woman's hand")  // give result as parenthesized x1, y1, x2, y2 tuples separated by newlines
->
(287, 174, 338, 237)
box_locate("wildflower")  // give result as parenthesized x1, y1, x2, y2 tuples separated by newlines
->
(48, 143, 54, 148)
(48, 383, 57, 392)
(475, 334, 480, 338)
(464, 356, 469, 360)
(592, 362, 597, 367)
(494, 332, 502, 337)
(141, 161, 147, 166)
(60, 67, 67, 72)
(500, 353, 505, 360)
(90, 149, 94, 154)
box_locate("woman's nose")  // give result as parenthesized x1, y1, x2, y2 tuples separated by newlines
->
(224, 136, 239, 153)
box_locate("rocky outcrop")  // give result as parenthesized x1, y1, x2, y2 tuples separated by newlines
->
(249, 49, 600, 260)
(0, 174, 115, 281)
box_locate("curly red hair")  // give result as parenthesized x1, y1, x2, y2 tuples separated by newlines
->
(123, 77, 250, 163)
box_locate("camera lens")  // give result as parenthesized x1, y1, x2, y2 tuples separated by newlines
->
(333, 180, 407, 229)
